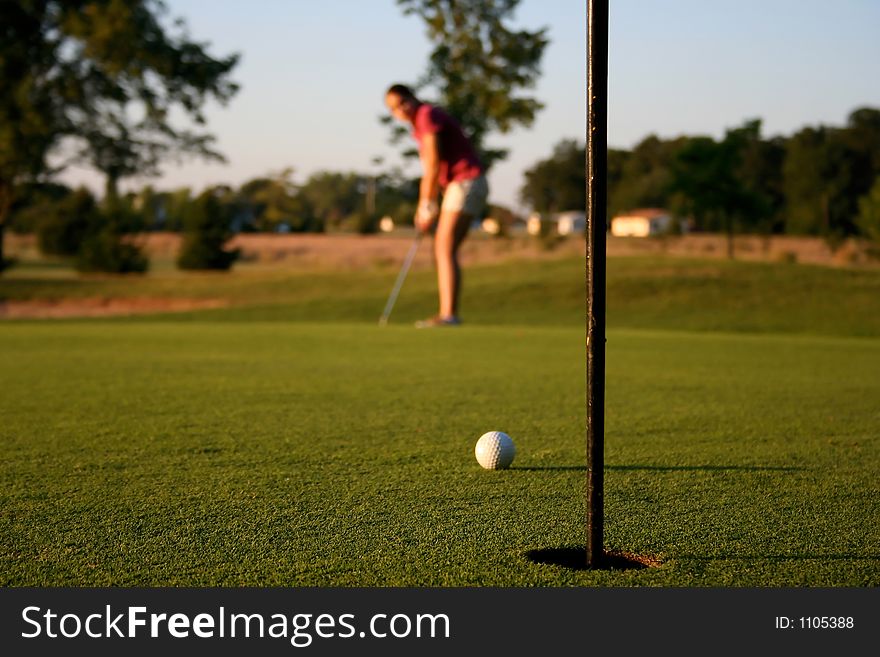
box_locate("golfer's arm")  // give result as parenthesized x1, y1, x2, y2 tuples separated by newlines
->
(419, 132, 441, 204)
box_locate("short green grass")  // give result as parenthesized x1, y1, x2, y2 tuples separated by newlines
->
(5, 252, 880, 335)
(1, 250, 879, 586)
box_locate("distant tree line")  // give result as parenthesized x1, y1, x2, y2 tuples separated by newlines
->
(520, 107, 880, 246)
(7, 167, 422, 270)
(11, 168, 422, 233)
(13, 106, 880, 272)
(10, 168, 421, 234)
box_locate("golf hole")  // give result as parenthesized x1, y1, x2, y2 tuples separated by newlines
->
(525, 547, 661, 571)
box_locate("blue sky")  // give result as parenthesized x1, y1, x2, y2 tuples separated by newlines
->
(60, 0, 880, 212)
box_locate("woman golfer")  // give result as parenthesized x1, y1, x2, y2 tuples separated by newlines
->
(385, 84, 489, 327)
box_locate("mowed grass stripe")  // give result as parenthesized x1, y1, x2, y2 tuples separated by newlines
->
(4, 255, 880, 336)
(1, 322, 877, 586)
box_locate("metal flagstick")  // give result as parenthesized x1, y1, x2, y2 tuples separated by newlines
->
(586, 0, 609, 569)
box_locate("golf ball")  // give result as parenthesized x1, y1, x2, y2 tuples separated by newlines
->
(475, 431, 515, 470)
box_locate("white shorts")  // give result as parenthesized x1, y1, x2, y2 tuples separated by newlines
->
(441, 175, 489, 217)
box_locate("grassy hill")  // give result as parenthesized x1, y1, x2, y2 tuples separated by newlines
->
(3, 253, 880, 336)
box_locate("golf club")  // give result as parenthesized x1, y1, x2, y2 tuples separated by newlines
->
(378, 232, 423, 325)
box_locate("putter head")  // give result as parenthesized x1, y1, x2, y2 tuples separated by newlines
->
(378, 316, 388, 326)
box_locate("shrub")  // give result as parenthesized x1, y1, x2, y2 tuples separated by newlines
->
(177, 189, 239, 270)
(76, 227, 149, 273)
(36, 188, 98, 256)
(339, 210, 380, 235)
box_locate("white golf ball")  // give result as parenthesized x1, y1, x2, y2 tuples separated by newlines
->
(475, 431, 515, 470)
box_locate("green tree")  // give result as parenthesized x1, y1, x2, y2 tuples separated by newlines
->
(845, 108, 880, 176)
(606, 148, 631, 218)
(736, 133, 786, 234)
(132, 185, 166, 230)
(36, 187, 99, 256)
(238, 169, 311, 232)
(782, 114, 876, 240)
(392, 0, 548, 169)
(76, 225, 149, 273)
(162, 187, 194, 232)
(855, 177, 880, 245)
(608, 135, 683, 217)
(296, 172, 366, 233)
(377, 174, 420, 227)
(0, 0, 239, 271)
(0, 2, 62, 269)
(781, 127, 825, 235)
(177, 187, 239, 270)
(670, 136, 726, 228)
(76, 191, 150, 273)
(519, 140, 585, 212)
(722, 119, 780, 235)
(8, 182, 72, 234)
(668, 120, 776, 256)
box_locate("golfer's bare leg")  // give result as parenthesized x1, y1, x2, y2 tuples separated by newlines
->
(434, 209, 471, 318)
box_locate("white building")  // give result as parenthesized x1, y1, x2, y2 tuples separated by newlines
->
(527, 210, 587, 236)
(611, 208, 676, 237)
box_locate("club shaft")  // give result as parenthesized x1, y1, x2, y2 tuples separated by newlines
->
(379, 234, 422, 324)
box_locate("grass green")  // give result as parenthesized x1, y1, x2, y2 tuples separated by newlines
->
(5, 252, 880, 336)
(1, 250, 879, 586)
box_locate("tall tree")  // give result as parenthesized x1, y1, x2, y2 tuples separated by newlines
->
(846, 107, 880, 175)
(723, 119, 779, 235)
(608, 135, 683, 218)
(0, 0, 239, 270)
(0, 1, 61, 268)
(781, 110, 880, 239)
(238, 169, 310, 232)
(855, 177, 880, 246)
(670, 121, 771, 257)
(519, 139, 585, 212)
(669, 136, 727, 230)
(296, 172, 366, 232)
(606, 147, 631, 218)
(35, 187, 99, 256)
(736, 132, 786, 234)
(782, 126, 863, 238)
(177, 186, 239, 270)
(392, 0, 548, 169)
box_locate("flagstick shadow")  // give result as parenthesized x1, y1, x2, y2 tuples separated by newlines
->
(515, 465, 805, 473)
